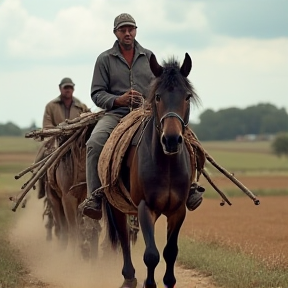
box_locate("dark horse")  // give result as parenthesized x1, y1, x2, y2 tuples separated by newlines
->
(104, 53, 200, 288)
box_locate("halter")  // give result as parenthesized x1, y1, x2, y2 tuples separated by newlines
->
(160, 111, 189, 129)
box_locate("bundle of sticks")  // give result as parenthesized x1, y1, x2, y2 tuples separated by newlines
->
(11, 111, 260, 212)
(12, 112, 104, 212)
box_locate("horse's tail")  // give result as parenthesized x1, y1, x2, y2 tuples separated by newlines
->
(103, 198, 120, 250)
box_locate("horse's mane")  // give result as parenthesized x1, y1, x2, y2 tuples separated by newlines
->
(146, 57, 200, 107)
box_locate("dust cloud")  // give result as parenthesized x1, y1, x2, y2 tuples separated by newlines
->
(9, 192, 214, 288)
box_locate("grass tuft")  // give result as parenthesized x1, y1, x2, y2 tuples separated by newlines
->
(178, 237, 288, 288)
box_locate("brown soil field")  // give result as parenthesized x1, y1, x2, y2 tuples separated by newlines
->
(203, 174, 288, 190)
(0, 152, 35, 163)
(181, 196, 288, 268)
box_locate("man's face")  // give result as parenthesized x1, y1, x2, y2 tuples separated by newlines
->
(60, 85, 74, 99)
(114, 25, 137, 48)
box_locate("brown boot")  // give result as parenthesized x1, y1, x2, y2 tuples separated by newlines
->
(83, 195, 102, 220)
(186, 183, 205, 211)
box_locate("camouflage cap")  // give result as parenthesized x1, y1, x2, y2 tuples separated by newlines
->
(59, 77, 75, 88)
(113, 13, 137, 30)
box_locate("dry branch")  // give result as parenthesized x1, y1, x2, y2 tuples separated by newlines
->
(12, 128, 83, 212)
(202, 169, 232, 205)
(14, 153, 51, 179)
(25, 111, 104, 140)
(189, 130, 260, 205)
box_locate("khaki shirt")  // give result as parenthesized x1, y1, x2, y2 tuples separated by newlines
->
(43, 96, 90, 128)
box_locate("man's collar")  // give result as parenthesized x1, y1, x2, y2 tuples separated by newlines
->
(111, 40, 146, 57)
(52, 96, 82, 108)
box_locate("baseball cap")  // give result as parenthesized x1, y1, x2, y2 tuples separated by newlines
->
(59, 77, 75, 88)
(114, 13, 137, 30)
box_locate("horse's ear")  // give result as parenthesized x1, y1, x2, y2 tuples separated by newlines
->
(180, 53, 192, 78)
(150, 54, 163, 77)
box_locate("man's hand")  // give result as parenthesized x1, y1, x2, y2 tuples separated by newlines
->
(114, 89, 143, 108)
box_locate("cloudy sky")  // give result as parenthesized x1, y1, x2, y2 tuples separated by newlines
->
(0, 0, 287, 128)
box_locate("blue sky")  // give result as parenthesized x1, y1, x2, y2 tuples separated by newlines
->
(0, 0, 287, 128)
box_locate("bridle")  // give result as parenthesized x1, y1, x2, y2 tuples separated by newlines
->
(155, 105, 190, 133)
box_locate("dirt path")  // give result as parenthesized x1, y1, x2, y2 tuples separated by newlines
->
(9, 196, 217, 288)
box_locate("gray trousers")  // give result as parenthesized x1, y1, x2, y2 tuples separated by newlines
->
(86, 113, 122, 197)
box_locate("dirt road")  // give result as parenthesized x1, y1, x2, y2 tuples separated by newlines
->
(10, 195, 217, 288)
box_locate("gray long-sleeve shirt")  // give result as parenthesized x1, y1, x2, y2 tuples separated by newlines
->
(91, 40, 154, 116)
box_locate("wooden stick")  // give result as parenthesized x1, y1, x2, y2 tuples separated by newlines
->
(202, 169, 232, 205)
(11, 129, 83, 212)
(189, 130, 260, 205)
(14, 153, 51, 179)
(206, 154, 260, 205)
(25, 112, 104, 139)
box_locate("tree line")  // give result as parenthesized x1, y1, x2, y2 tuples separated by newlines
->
(1, 103, 287, 140)
(0, 122, 38, 136)
(190, 103, 288, 141)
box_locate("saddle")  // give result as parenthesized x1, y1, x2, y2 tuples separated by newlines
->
(98, 108, 206, 214)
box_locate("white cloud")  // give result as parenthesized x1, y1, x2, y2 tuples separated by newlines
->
(0, 0, 287, 127)
(2, 0, 209, 60)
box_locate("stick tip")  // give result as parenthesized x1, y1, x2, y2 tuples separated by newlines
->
(254, 199, 260, 205)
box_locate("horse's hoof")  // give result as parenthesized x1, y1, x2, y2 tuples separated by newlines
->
(121, 277, 137, 288)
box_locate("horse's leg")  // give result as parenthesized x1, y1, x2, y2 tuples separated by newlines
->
(46, 184, 68, 246)
(163, 206, 186, 288)
(61, 194, 79, 248)
(43, 197, 54, 241)
(138, 200, 160, 288)
(110, 206, 137, 288)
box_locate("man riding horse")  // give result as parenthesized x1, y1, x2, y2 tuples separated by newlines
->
(83, 13, 204, 220)
(35, 77, 89, 199)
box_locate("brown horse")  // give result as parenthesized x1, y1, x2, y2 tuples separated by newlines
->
(102, 53, 200, 288)
(45, 130, 100, 258)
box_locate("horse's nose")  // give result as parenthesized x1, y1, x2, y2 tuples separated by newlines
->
(161, 134, 183, 154)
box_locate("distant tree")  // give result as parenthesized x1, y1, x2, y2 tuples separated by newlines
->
(0, 122, 22, 136)
(192, 103, 288, 141)
(271, 133, 288, 158)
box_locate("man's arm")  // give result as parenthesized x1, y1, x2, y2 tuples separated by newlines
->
(42, 104, 55, 129)
(91, 56, 142, 111)
(91, 56, 118, 110)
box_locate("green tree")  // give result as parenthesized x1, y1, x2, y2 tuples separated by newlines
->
(192, 103, 288, 141)
(0, 122, 22, 136)
(271, 133, 288, 158)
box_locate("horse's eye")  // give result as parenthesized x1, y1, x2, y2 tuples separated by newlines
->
(186, 93, 192, 101)
(155, 94, 160, 102)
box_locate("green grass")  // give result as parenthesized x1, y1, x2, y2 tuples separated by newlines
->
(201, 140, 288, 174)
(202, 141, 272, 153)
(205, 151, 288, 173)
(178, 237, 288, 288)
(0, 192, 27, 288)
(0, 173, 31, 194)
(0, 136, 40, 153)
(0, 162, 35, 174)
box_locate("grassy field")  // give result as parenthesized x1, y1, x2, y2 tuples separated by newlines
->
(178, 237, 288, 288)
(0, 136, 287, 288)
(0, 136, 40, 153)
(0, 192, 27, 287)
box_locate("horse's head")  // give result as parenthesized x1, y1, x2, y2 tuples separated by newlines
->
(147, 53, 199, 155)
